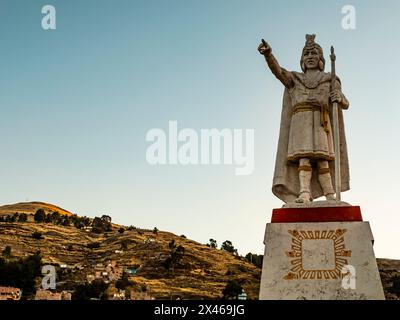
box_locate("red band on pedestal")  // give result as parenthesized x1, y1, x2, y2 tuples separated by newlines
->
(271, 206, 363, 223)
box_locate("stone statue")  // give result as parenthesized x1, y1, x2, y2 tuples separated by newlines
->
(258, 34, 350, 204)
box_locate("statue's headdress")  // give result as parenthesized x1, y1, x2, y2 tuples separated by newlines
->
(300, 34, 325, 72)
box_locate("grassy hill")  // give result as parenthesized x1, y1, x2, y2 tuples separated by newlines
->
(0, 202, 74, 217)
(0, 201, 399, 300)
(0, 202, 261, 300)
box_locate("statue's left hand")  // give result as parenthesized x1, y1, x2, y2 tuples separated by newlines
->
(330, 90, 343, 103)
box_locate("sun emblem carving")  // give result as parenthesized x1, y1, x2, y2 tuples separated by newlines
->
(283, 229, 351, 280)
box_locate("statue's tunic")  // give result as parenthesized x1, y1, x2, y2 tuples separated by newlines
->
(272, 71, 350, 203)
(287, 71, 335, 162)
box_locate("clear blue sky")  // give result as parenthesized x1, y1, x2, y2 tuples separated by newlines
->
(1, 0, 400, 259)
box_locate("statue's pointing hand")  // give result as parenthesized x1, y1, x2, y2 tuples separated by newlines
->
(330, 90, 343, 103)
(258, 39, 272, 56)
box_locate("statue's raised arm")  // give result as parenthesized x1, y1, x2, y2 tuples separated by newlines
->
(258, 39, 294, 89)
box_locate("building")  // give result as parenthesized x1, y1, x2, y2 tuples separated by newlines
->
(111, 290, 126, 300)
(125, 267, 138, 275)
(35, 289, 72, 300)
(0, 287, 22, 300)
(87, 274, 96, 283)
(130, 291, 154, 300)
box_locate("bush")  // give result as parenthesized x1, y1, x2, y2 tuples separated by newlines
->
(221, 240, 238, 255)
(164, 240, 185, 274)
(61, 217, 71, 226)
(222, 280, 243, 299)
(6, 215, 16, 222)
(50, 211, 61, 224)
(207, 239, 218, 248)
(92, 216, 112, 234)
(0, 252, 42, 297)
(245, 253, 264, 268)
(32, 231, 43, 239)
(115, 274, 133, 290)
(34, 209, 46, 223)
(180, 235, 186, 239)
(73, 279, 109, 300)
(118, 227, 125, 234)
(2, 246, 12, 257)
(17, 213, 28, 222)
(153, 227, 158, 234)
(87, 242, 100, 249)
(390, 276, 400, 294)
(120, 240, 129, 251)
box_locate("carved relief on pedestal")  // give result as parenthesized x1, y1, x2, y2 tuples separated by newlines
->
(283, 229, 352, 280)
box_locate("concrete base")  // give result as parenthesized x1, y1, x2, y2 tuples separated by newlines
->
(259, 220, 385, 300)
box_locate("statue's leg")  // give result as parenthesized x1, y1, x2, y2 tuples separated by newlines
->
(317, 160, 335, 200)
(295, 158, 312, 203)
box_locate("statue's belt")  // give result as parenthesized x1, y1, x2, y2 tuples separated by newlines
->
(292, 103, 330, 133)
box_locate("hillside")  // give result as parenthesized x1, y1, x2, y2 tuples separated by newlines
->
(0, 202, 74, 217)
(0, 202, 399, 300)
(0, 202, 261, 300)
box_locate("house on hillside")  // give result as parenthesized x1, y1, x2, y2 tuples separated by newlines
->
(110, 290, 126, 300)
(87, 260, 123, 283)
(130, 290, 154, 300)
(35, 289, 71, 300)
(125, 265, 141, 275)
(0, 287, 22, 300)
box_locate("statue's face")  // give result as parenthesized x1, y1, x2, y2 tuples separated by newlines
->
(303, 48, 320, 70)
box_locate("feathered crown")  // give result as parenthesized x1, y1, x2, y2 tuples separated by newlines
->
(304, 34, 319, 50)
(300, 34, 325, 71)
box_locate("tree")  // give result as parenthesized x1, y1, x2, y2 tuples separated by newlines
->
(2, 246, 12, 258)
(207, 239, 218, 249)
(44, 213, 52, 223)
(92, 216, 112, 233)
(115, 273, 133, 290)
(164, 240, 185, 274)
(390, 276, 400, 294)
(73, 279, 109, 300)
(61, 216, 70, 226)
(87, 242, 100, 249)
(221, 240, 238, 255)
(245, 253, 264, 268)
(153, 227, 158, 234)
(17, 213, 28, 222)
(32, 231, 43, 239)
(0, 252, 42, 297)
(6, 215, 16, 222)
(222, 280, 243, 299)
(120, 240, 129, 251)
(101, 215, 112, 223)
(34, 209, 46, 223)
(81, 216, 91, 227)
(74, 220, 84, 229)
(51, 211, 61, 224)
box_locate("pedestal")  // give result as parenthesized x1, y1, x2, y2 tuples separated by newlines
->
(259, 206, 385, 300)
